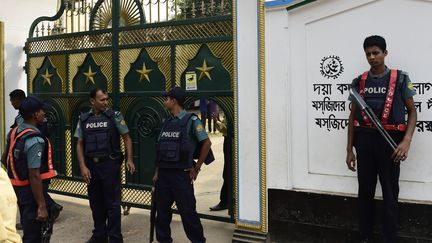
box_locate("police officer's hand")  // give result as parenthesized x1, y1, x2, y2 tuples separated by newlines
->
(80, 166, 92, 184)
(126, 159, 135, 174)
(37, 205, 48, 221)
(152, 171, 158, 183)
(392, 138, 411, 162)
(346, 150, 356, 172)
(189, 166, 200, 181)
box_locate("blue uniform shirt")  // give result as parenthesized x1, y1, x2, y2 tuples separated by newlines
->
(15, 114, 24, 126)
(74, 109, 129, 139)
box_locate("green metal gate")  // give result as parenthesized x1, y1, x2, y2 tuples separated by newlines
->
(25, 0, 234, 222)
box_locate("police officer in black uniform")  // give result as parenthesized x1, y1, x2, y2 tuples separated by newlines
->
(75, 88, 135, 243)
(153, 87, 212, 243)
(6, 96, 57, 242)
(346, 35, 417, 243)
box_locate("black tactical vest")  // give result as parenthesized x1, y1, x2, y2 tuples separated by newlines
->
(80, 109, 120, 157)
(355, 70, 406, 125)
(156, 113, 197, 169)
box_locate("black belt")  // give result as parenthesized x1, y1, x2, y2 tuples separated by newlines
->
(89, 152, 124, 163)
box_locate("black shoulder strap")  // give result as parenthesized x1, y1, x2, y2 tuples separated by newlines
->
(10, 121, 17, 129)
(160, 116, 173, 130)
(104, 109, 115, 118)
(396, 69, 404, 83)
(79, 112, 91, 123)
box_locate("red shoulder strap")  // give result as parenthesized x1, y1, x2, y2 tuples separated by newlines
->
(357, 69, 398, 125)
(381, 69, 398, 124)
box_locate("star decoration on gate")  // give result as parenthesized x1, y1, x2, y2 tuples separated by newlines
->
(196, 59, 214, 81)
(41, 69, 53, 86)
(83, 66, 97, 84)
(136, 63, 153, 83)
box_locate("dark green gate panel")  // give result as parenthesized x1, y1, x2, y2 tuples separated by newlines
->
(44, 98, 66, 175)
(124, 49, 166, 92)
(33, 57, 63, 93)
(181, 44, 231, 92)
(73, 54, 108, 93)
(123, 97, 169, 185)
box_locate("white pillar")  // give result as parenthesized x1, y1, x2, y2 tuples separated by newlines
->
(235, 0, 267, 232)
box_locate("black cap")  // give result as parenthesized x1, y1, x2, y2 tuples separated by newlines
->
(163, 87, 186, 105)
(19, 96, 49, 116)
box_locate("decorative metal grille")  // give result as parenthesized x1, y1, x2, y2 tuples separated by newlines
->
(28, 32, 112, 54)
(119, 19, 232, 45)
(32, 0, 231, 36)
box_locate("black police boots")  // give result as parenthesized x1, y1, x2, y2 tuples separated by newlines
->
(85, 236, 108, 243)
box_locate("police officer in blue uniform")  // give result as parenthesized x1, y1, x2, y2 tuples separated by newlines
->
(346, 36, 417, 243)
(6, 89, 64, 224)
(75, 88, 135, 243)
(153, 87, 212, 243)
(5, 96, 57, 242)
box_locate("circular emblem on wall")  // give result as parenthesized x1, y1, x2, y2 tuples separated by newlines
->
(320, 55, 344, 79)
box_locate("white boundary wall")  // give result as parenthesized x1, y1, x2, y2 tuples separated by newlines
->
(0, 0, 54, 129)
(266, 0, 432, 203)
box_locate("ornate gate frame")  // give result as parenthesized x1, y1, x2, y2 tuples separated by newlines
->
(25, 0, 234, 223)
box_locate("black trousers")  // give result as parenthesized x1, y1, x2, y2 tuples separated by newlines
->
(14, 184, 52, 243)
(19, 181, 57, 225)
(354, 129, 404, 243)
(219, 136, 230, 206)
(87, 159, 122, 243)
(155, 168, 205, 243)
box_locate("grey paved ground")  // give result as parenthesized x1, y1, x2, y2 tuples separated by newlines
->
(18, 133, 235, 243)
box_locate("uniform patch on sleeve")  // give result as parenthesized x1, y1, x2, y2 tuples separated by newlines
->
(196, 124, 204, 132)
(37, 151, 42, 158)
(120, 119, 126, 125)
(408, 81, 415, 90)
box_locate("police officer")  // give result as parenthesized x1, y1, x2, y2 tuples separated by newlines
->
(8, 89, 64, 223)
(210, 115, 229, 211)
(346, 35, 417, 243)
(5, 96, 57, 242)
(75, 88, 135, 243)
(1, 89, 27, 165)
(153, 87, 212, 243)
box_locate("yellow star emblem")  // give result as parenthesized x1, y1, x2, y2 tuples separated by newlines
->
(136, 63, 153, 83)
(41, 68, 53, 86)
(196, 59, 214, 81)
(83, 66, 97, 84)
